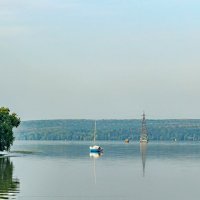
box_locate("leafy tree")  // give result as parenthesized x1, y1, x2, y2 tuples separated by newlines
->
(0, 107, 20, 151)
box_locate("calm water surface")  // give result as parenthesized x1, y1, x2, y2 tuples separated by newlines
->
(1, 141, 200, 200)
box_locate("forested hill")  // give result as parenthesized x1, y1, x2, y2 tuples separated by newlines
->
(14, 119, 200, 141)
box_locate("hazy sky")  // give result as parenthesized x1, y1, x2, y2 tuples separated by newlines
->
(1, 0, 200, 120)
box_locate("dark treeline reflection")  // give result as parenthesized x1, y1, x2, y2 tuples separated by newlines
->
(0, 157, 20, 199)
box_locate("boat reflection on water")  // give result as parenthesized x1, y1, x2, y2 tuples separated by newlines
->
(0, 157, 20, 199)
(90, 152, 103, 184)
(89, 152, 103, 159)
(140, 142, 148, 177)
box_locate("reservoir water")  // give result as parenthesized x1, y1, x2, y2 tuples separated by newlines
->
(1, 141, 200, 200)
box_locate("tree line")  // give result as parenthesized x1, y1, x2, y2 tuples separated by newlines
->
(14, 119, 200, 141)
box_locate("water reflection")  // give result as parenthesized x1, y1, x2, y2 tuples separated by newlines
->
(90, 153, 102, 184)
(0, 157, 20, 199)
(140, 143, 148, 177)
(89, 152, 103, 159)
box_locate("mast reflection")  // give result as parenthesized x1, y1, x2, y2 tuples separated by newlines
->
(90, 152, 103, 184)
(0, 157, 20, 199)
(140, 142, 148, 177)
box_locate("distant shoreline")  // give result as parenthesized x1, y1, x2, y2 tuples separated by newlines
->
(14, 119, 200, 141)
(21, 118, 200, 122)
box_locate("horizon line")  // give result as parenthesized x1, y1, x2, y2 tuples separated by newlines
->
(21, 118, 200, 122)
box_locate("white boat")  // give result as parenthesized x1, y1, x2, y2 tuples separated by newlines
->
(0, 151, 8, 157)
(140, 138, 148, 143)
(90, 121, 103, 153)
(124, 138, 130, 143)
(89, 145, 103, 153)
(140, 112, 148, 143)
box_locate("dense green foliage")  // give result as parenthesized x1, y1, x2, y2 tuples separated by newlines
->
(0, 107, 20, 151)
(14, 119, 200, 141)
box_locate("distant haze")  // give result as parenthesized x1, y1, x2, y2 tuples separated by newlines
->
(1, 0, 200, 120)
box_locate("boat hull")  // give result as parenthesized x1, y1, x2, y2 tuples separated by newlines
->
(90, 149, 103, 153)
(90, 145, 103, 153)
(0, 151, 8, 157)
(140, 139, 148, 143)
(124, 139, 129, 143)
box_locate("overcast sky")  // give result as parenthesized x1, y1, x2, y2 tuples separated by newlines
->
(0, 0, 200, 120)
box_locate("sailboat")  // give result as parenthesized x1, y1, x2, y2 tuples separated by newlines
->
(89, 121, 103, 153)
(140, 112, 148, 143)
(124, 128, 132, 143)
(124, 138, 129, 143)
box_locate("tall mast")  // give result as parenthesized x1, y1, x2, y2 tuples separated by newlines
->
(141, 112, 148, 140)
(93, 120, 96, 144)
